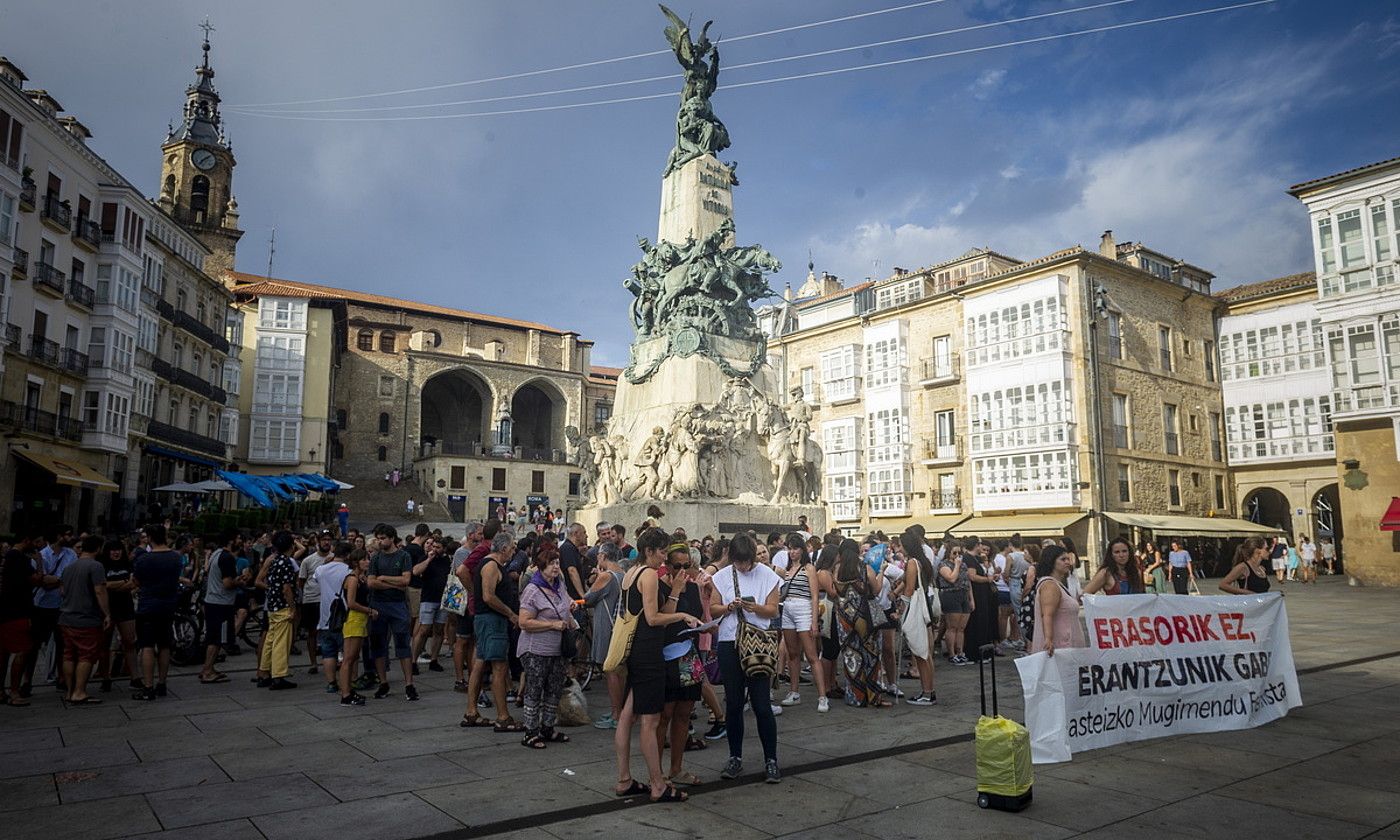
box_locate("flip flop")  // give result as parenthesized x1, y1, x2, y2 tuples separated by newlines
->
(615, 779, 648, 797)
(668, 771, 702, 786)
(199, 674, 230, 684)
(6, 696, 30, 707)
(650, 784, 688, 803)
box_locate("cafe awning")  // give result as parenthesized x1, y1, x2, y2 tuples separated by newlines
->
(950, 511, 1087, 537)
(1381, 498, 1400, 532)
(859, 513, 972, 536)
(13, 449, 119, 491)
(1104, 511, 1282, 538)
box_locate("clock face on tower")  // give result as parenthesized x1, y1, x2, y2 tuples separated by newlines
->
(191, 149, 217, 171)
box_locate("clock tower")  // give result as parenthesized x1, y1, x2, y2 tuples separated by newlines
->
(160, 22, 243, 277)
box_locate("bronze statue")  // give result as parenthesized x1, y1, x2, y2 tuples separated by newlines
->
(661, 4, 730, 177)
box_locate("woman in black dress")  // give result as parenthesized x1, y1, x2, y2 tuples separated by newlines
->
(614, 528, 701, 804)
(963, 538, 1001, 662)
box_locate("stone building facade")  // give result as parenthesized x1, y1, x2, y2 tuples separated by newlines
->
(770, 236, 1259, 564)
(227, 272, 611, 523)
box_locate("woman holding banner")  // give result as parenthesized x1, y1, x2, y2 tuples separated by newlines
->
(1083, 538, 1143, 596)
(1218, 537, 1271, 595)
(1030, 546, 1085, 656)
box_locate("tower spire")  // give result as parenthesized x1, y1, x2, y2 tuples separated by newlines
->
(167, 18, 227, 148)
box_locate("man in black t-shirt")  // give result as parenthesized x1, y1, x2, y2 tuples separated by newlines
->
(131, 525, 185, 700)
(560, 524, 588, 600)
(410, 536, 451, 672)
(0, 535, 41, 705)
(404, 524, 429, 671)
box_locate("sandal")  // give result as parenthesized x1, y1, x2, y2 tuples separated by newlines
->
(493, 717, 526, 733)
(459, 714, 493, 728)
(541, 727, 570, 743)
(67, 696, 103, 705)
(668, 771, 702, 786)
(6, 696, 30, 707)
(650, 784, 688, 803)
(199, 673, 230, 684)
(521, 732, 547, 749)
(615, 779, 648, 797)
(684, 736, 706, 751)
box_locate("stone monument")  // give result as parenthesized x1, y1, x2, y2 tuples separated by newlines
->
(574, 5, 825, 538)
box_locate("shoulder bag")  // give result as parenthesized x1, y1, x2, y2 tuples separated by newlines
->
(602, 573, 640, 674)
(732, 565, 779, 678)
(440, 570, 468, 616)
(538, 583, 578, 659)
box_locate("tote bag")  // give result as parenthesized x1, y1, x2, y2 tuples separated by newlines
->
(440, 573, 468, 616)
(900, 561, 932, 660)
(602, 575, 640, 674)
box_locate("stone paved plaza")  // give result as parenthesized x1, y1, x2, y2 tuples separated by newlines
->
(2, 574, 1397, 840)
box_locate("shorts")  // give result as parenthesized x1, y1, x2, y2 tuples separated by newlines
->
(369, 601, 412, 661)
(318, 629, 344, 659)
(626, 658, 666, 715)
(418, 602, 447, 626)
(0, 618, 29, 654)
(781, 599, 812, 632)
(996, 590, 1012, 607)
(135, 611, 175, 651)
(474, 612, 509, 662)
(203, 602, 236, 647)
(456, 612, 475, 640)
(299, 602, 321, 634)
(60, 625, 104, 664)
(1271, 557, 1286, 571)
(343, 609, 369, 639)
(938, 588, 970, 615)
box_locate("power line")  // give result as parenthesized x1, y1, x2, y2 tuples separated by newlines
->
(225, 1, 1276, 123)
(230, 0, 1137, 116)
(229, 0, 954, 108)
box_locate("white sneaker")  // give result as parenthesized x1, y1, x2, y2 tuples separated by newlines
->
(780, 692, 801, 707)
(770, 704, 784, 716)
(817, 696, 830, 713)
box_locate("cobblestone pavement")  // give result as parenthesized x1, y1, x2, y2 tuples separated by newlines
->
(2, 575, 1397, 840)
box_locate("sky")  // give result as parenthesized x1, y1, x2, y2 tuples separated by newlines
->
(5, 0, 1398, 366)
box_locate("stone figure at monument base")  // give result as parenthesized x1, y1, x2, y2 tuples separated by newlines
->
(572, 6, 824, 538)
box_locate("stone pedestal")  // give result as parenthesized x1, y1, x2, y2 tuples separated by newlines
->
(658, 154, 735, 247)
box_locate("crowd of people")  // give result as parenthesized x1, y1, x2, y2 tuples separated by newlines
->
(0, 512, 1307, 801)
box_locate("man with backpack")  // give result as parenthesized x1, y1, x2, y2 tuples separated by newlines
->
(198, 530, 244, 685)
(314, 542, 353, 695)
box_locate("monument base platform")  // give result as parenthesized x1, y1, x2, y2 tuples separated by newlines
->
(574, 498, 825, 540)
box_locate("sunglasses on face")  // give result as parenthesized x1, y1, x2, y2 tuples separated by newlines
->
(669, 562, 692, 570)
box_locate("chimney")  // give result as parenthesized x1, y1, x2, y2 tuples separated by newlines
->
(821, 272, 843, 296)
(1099, 230, 1116, 259)
(0, 57, 28, 90)
(26, 89, 62, 117)
(57, 116, 92, 142)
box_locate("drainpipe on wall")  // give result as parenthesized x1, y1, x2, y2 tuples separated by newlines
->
(1085, 271, 1112, 567)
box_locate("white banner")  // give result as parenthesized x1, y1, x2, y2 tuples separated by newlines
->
(1014, 592, 1301, 763)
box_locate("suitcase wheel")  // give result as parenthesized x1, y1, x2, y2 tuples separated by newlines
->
(977, 793, 990, 809)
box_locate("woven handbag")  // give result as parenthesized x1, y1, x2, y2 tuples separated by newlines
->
(732, 565, 779, 678)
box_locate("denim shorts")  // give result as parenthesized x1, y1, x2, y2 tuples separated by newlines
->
(318, 629, 344, 659)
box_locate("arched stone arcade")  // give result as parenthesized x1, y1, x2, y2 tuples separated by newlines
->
(420, 368, 493, 456)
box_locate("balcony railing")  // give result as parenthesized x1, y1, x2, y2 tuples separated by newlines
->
(0, 401, 83, 441)
(920, 356, 960, 383)
(27, 335, 60, 367)
(155, 298, 175, 321)
(32, 261, 66, 296)
(18, 178, 35, 210)
(146, 419, 228, 458)
(1164, 432, 1180, 456)
(9, 245, 25, 276)
(67, 278, 95, 309)
(3, 324, 20, 353)
(41, 195, 71, 231)
(173, 309, 231, 353)
(150, 357, 173, 380)
(921, 438, 963, 462)
(73, 219, 101, 250)
(59, 347, 89, 376)
(929, 489, 961, 511)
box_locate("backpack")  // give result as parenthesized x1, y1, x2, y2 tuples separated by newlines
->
(327, 578, 348, 632)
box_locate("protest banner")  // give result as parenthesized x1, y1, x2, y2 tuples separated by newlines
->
(1014, 592, 1300, 763)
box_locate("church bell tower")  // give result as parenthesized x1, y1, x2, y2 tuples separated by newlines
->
(160, 21, 243, 277)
